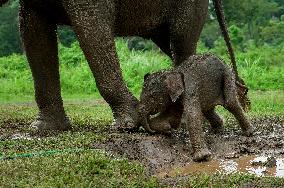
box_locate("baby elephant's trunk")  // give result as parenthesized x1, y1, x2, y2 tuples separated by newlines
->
(138, 105, 156, 133)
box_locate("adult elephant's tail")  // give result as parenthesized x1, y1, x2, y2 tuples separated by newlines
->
(212, 0, 238, 77)
(0, 0, 9, 7)
(213, 0, 250, 110)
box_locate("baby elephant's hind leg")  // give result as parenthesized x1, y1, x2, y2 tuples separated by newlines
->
(223, 70, 253, 136)
(204, 109, 224, 134)
(225, 104, 253, 136)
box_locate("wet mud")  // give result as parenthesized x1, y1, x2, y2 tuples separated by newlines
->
(1, 115, 284, 181)
(93, 116, 284, 178)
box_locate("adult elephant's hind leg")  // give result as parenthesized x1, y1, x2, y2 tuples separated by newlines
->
(65, 1, 138, 130)
(170, 0, 208, 65)
(20, 5, 71, 131)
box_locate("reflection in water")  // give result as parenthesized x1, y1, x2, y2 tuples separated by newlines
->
(156, 155, 284, 178)
(246, 166, 267, 176)
(276, 159, 284, 177)
(220, 160, 238, 174)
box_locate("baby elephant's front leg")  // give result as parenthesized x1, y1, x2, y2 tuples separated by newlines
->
(181, 97, 211, 162)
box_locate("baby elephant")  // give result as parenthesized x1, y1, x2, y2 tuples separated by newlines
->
(138, 54, 253, 162)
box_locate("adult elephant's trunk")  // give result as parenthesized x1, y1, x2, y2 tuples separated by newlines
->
(0, 0, 9, 7)
(213, 0, 250, 110)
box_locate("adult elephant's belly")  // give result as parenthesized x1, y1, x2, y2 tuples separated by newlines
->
(114, 0, 168, 36)
(114, 16, 164, 36)
(25, 0, 70, 25)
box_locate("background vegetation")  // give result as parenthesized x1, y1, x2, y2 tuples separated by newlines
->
(0, 39, 283, 102)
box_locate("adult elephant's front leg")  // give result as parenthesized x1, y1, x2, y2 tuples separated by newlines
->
(19, 4, 71, 131)
(64, 1, 138, 130)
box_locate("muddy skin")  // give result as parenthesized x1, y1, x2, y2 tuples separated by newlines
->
(138, 54, 253, 162)
(1, 0, 214, 132)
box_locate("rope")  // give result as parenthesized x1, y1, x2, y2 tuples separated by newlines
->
(0, 148, 89, 161)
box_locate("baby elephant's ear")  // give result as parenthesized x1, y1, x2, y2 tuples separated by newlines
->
(165, 72, 184, 102)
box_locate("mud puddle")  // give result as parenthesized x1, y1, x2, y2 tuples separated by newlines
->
(93, 116, 284, 178)
(156, 155, 284, 178)
(1, 115, 283, 180)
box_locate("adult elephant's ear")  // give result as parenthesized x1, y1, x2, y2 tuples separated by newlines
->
(165, 72, 184, 103)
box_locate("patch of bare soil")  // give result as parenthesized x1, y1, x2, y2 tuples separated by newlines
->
(93, 116, 284, 180)
(0, 121, 30, 140)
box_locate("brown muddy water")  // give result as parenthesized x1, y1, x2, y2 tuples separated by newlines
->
(156, 155, 284, 178)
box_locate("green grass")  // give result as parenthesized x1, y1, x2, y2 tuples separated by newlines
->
(0, 150, 158, 187)
(176, 172, 284, 187)
(248, 90, 284, 116)
(0, 39, 283, 103)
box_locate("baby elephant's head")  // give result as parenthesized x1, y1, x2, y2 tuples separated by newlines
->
(138, 70, 184, 133)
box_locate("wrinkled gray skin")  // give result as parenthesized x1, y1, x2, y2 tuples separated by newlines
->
(0, 0, 212, 131)
(138, 54, 253, 161)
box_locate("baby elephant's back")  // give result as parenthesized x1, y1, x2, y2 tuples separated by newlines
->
(183, 54, 228, 107)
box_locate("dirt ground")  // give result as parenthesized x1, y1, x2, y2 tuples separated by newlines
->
(93, 116, 284, 180)
(1, 115, 284, 185)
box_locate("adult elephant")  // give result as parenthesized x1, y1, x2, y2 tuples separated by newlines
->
(0, 0, 238, 131)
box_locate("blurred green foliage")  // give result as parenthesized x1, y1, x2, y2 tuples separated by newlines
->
(0, 39, 283, 102)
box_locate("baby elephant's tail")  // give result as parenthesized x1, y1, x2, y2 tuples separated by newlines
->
(236, 80, 251, 111)
(0, 0, 9, 7)
(223, 68, 250, 111)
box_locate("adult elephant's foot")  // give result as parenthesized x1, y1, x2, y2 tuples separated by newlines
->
(31, 115, 71, 131)
(242, 126, 253, 137)
(112, 98, 139, 132)
(193, 148, 212, 162)
(209, 125, 224, 134)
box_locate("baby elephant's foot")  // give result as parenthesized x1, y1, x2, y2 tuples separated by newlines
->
(193, 148, 212, 162)
(31, 117, 71, 131)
